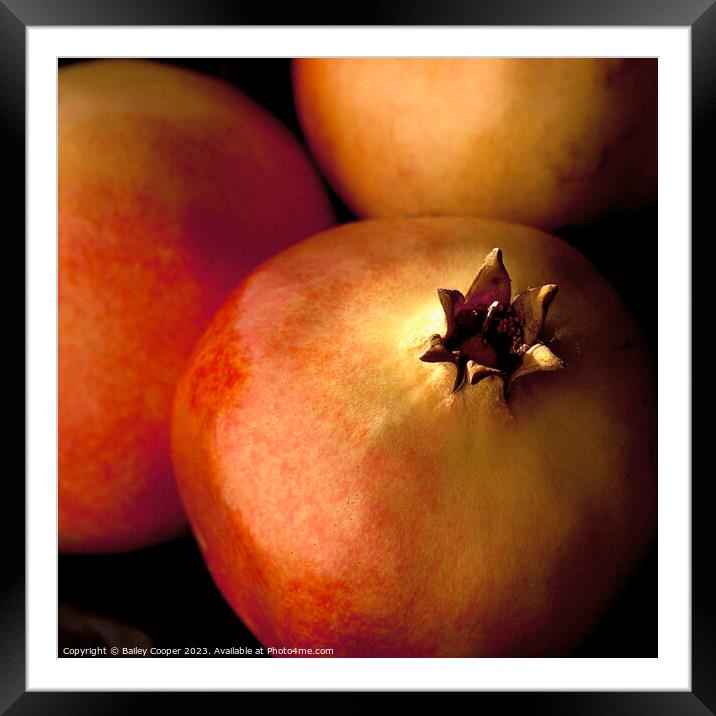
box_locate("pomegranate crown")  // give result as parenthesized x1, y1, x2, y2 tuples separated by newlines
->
(420, 248, 564, 395)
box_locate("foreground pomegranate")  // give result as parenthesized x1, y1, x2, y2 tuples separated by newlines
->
(59, 60, 335, 553)
(172, 218, 656, 656)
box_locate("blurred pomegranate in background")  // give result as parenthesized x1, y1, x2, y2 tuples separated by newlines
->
(293, 58, 657, 231)
(59, 59, 335, 553)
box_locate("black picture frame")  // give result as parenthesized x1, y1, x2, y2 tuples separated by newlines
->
(9, 0, 710, 711)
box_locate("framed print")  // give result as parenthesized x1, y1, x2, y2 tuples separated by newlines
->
(9, 0, 710, 710)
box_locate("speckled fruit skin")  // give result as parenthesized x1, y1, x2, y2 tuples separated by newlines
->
(171, 218, 656, 657)
(293, 58, 657, 231)
(59, 60, 335, 553)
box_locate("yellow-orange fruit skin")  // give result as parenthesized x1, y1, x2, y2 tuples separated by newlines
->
(293, 58, 657, 230)
(172, 218, 656, 657)
(59, 60, 335, 553)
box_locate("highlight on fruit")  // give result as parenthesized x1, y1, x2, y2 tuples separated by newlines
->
(419, 247, 564, 394)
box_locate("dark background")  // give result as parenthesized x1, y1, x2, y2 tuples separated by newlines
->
(57, 57, 657, 659)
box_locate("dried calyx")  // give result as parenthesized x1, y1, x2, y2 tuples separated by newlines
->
(420, 248, 564, 395)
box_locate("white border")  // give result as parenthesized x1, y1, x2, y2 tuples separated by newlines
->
(27, 26, 691, 691)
